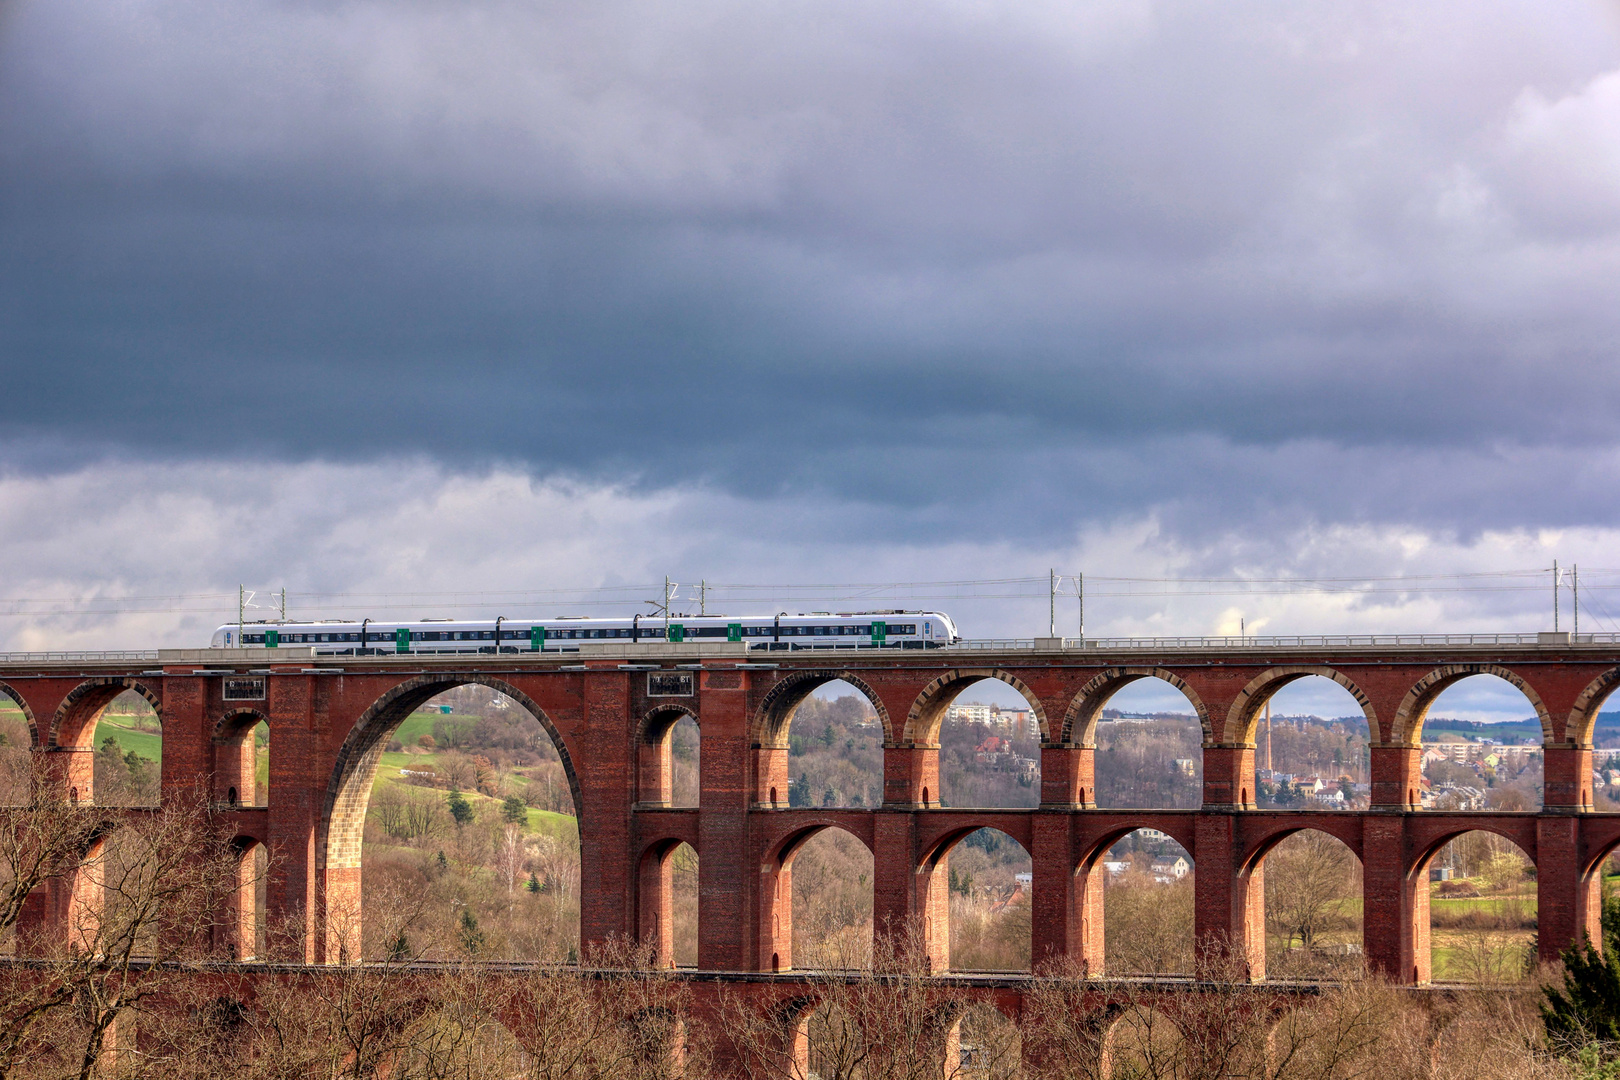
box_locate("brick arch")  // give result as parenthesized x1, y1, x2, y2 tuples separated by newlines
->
(1404, 823, 1538, 984)
(754, 671, 892, 747)
(1097, 1000, 1190, 1075)
(1567, 668, 1620, 747)
(1224, 667, 1378, 748)
(1074, 821, 1200, 872)
(917, 823, 1032, 872)
(1237, 821, 1365, 871)
(1390, 665, 1552, 747)
(642, 702, 699, 743)
(637, 834, 698, 968)
(1061, 669, 1212, 746)
(212, 707, 268, 742)
(758, 822, 876, 972)
(51, 677, 161, 749)
(902, 669, 1049, 746)
(639, 833, 698, 863)
(1408, 823, 1537, 881)
(1581, 832, 1620, 879)
(763, 820, 875, 869)
(318, 674, 581, 874)
(0, 681, 39, 748)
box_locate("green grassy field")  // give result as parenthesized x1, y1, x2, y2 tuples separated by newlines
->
(1429, 893, 1534, 917)
(91, 714, 163, 762)
(371, 709, 576, 841)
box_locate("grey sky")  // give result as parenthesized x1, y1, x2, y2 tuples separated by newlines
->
(3, 0, 1620, 707)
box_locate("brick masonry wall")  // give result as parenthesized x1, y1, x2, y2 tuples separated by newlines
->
(6, 644, 1620, 982)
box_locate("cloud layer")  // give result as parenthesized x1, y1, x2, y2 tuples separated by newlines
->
(5, 1, 1620, 527)
(2, 0, 1620, 707)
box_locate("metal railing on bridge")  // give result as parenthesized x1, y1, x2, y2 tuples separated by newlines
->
(1, 633, 1617, 665)
(948, 632, 1620, 650)
(0, 651, 162, 663)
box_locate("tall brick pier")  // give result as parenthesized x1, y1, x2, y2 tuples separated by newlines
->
(5, 634, 1620, 984)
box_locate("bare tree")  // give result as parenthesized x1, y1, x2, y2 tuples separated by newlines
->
(1265, 831, 1359, 957)
(725, 923, 962, 1080)
(0, 793, 255, 1080)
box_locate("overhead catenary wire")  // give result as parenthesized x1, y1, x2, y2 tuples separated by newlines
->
(0, 567, 1612, 618)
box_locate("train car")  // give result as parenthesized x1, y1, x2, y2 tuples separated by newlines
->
(209, 611, 960, 653)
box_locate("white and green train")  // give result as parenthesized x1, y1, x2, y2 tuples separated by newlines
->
(210, 611, 959, 653)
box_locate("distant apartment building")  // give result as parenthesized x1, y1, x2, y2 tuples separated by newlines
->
(1424, 741, 1534, 767)
(947, 702, 1034, 738)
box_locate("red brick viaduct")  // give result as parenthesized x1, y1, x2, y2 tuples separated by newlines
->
(5, 636, 1620, 988)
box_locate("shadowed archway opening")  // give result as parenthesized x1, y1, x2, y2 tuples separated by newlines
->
(764, 825, 874, 971)
(671, 842, 698, 967)
(216, 836, 269, 961)
(213, 712, 268, 807)
(1421, 830, 1535, 984)
(1102, 1005, 1187, 1079)
(638, 706, 700, 807)
(1100, 827, 1195, 976)
(324, 680, 581, 964)
(46, 679, 162, 807)
(1417, 675, 1544, 811)
(670, 717, 699, 807)
(637, 838, 698, 969)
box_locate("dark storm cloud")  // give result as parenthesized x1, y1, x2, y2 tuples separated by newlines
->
(4, 0, 1620, 538)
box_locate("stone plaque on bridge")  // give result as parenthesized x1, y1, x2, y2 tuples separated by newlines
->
(222, 676, 267, 701)
(647, 671, 694, 697)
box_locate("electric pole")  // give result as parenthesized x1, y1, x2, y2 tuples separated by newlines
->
(1049, 569, 1056, 638)
(1077, 571, 1084, 643)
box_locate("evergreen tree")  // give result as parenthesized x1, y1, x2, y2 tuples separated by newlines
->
(447, 788, 474, 827)
(1604, 883, 1620, 955)
(1543, 939, 1620, 1054)
(501, 794, 528, 825)
(457, 908, 486, 956)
